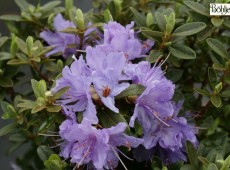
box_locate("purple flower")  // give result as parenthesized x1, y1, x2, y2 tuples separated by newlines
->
(103, 21, 143, 60)
(141, 39, 155, 55)
(122, 61, 164, 86)
(93, 70, 129, 113)
(51, 56, 98, 124)
(40, 14, 77, 57)
(40, 14, 102, 58)
(59, 120, 143, 169)
(129, 78, 175, 129)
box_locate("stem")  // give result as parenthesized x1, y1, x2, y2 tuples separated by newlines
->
(30, 61, 50, 82)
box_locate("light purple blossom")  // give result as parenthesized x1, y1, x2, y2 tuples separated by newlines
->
(141, 39, 155, 54)
(40, 14, 101, 58)
(59, 120, 143, 169)
(51, 56, 98, 124)
(129, 78, 175, 129)
(40, 14, 77, 57)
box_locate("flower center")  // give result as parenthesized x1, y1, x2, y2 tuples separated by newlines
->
(102, 86, 111, 97)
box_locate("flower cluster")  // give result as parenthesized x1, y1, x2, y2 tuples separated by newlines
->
(40, 14, 101, 58)
(51, 20, 198, 169)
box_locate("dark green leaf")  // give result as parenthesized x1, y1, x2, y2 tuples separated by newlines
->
(207, 38, 229, 60)
(166, 68, 183, 83)
(198, 156, 210, 167)
(169, 44, 196, 59)
(0, 52, 12, 61)
(0, 123, 17, 136)
(38, 117, 54, 132)
(146, 50, 162, 63)
(172, 22, 206, 37)
(16, 37, 28, 54)
(7, 59, 29, 65)
(220, 90, 230, 97)
(186, 141, 197, 165)
(208, 163, 218, 170)
(194, 88, 211, 96)
(141, 27, 163, 42)
(51, 86, 70, 100)
(37, 145, 54, 162)
(116, 84, 145, 99)
(0, 15, 22, 21)
(184, 1, 209, 16)
(98, 110, 129, 130)
(211, 95, 222, 108)
(46, 105, 61, 112)
(40, 1, 61, 12)
(14, 0, 30, 11)
(130, 7, 146, 26)
(104, 9, 113, 22)
(208, 67, 218, 87)
(155, 12, 166, 31)
(0, 36, 8, 47)
(197, 25, 216, 41)
(211, 17, 224, 27)
(0, 78, 13, 87)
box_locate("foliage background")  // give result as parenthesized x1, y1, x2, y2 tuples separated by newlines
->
(0, 0, 230, 170)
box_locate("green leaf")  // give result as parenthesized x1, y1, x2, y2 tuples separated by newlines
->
(166, 68, 183, 83)
(172, 22, 206, 37)
(208, 163, 218, 170)
(51, 86, 70, 100)
(220, 155, 230, 170)
(75, 9, 85, 29)
(0, 15, 22, 21)
(146, 50, 162, 63)
(31, 79, 40, 98)
(186, 141, 198, 165)
(37, 80, 47, 98)
(214, 82, 222, 94)
(184, 1, 209, 16)
(104, 9, 113, 23)
(44, 154, 67, 170)
(197, 25, 216, 41)
(46, 105, 61, 112)
(31, 104, 46, 113)
(40, 1, 61, 12)
(169, 44, 196, 59)
(155, 12, 166, 31)
(198, 156, 210, 167)
(1, 101, 17, 119)
(211, 95, 222, 108)
(26, 36, 33, 56)
(0, 52, 12, 61)
(141, 27, 163, 42)
(130, 7, 146, 26)
(0, 78, 13, 87)
(16, 37, 28, 54)
(206, 38, 229, 60)
(208, 67, 218, 87)
(165, 12, 175, 35)
(0, 123, 17, 136)
(37, 145, 54, 162)
(65, 0, 73, 17)
(7, 59, 29, 65)
(14, 0, 30, 11)
(194, 88, 211, 96)
(0, 36, 8, 47)
(38, 117, 54, 132)
(146, 12, 154, 27)
(116, 84, 145, 99)
(220, 90, 230, 97)
(98, 110, 129, 130)
(211, 17, 224, 27)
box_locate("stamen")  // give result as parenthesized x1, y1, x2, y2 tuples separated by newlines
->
(38, 133, 60, 137)
(110, 145, 128, 170)
(116, 147, 133, 161)
(77, 140, 93, 168)
(76, 49, 86, 53)
(159, 52, 171, 67)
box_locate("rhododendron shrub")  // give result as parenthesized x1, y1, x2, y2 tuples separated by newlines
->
(0, 0, 230, 170)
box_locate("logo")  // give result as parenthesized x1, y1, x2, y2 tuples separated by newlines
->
(210, 3, 230, 16)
